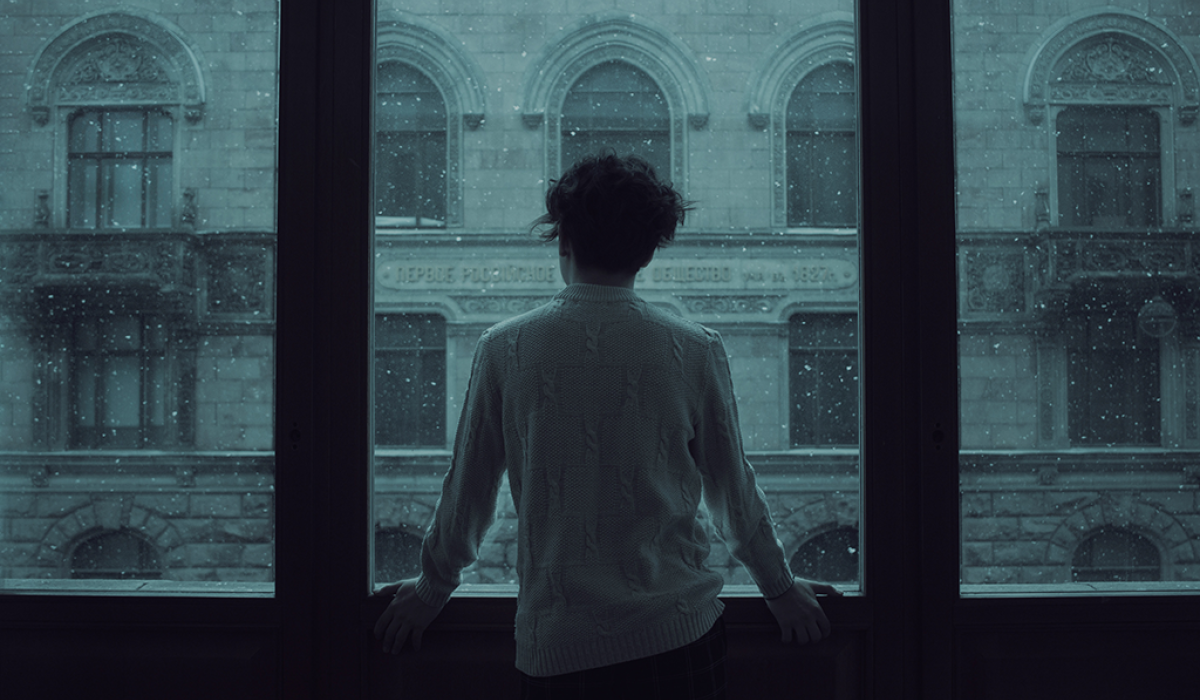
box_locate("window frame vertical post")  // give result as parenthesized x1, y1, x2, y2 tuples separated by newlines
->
(277, 0, 375, 696)
(858, 0, 958, 697)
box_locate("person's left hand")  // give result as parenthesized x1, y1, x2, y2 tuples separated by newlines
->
(373, 578, 445, 654)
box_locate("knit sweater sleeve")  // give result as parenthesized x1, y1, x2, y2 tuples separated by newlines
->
(689, 330, 795, 600)
(414, 330, 507, 608)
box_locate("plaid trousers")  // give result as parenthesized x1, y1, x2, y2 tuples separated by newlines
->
(519, 617, 727, 700)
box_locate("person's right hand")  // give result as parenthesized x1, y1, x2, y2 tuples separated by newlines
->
(763, 578, 840, 643)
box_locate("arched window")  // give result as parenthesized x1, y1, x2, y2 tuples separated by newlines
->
(561, 61, 670, 177)
(787, 63, 857, 228)
(375, 62, 447, 228)
(1056, 106, 1161, 228)
(1023, 18, 1200, 227)
(374, 528, 423, 583)
(68, 108, 174, 229)
(70, 530, 162, 580)
(1072, 527, 1161, 582)
(791, 527, 859, 583)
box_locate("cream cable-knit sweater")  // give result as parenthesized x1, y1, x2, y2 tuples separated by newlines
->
(414, 283, 794, 676)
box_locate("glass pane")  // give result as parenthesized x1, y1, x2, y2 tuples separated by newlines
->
(103, 159, 143, 228)
(787, 62, 858, 228)
(954, 3, 1199, 592)
(103, 355, 142, 428)
(372, 6, 862, 601)
(103, 111, 144, 152)
(146, 356, 167, 427)
(105, 316, 141, 351)
(148, 158, 172, 228)
(0, 3, 279, 595)
(69, 111, 100, 153)
(74, 357, 99, 428)
(148, 112, 174, 152)
(68, 160, 97, 228)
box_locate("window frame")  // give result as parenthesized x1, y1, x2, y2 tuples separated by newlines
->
(4, 3, 1199, 700)
(66, 108, 175, 230)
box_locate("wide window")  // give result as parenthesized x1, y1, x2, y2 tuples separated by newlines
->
(790, 314, 859, 447)
(68, 109, 173, 229)
(374, 314, 446, 448)
(70, 315, 176, 449)
(369, 12, 862, 599)
(786, 63, 857, 228)
(1057, 106, 1161, 228)
(375, 63, 447, 228)
(561, 61, 670, 178)
(1067, 296, 1161, 446)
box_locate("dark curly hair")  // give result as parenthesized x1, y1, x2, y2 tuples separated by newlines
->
(532, 152, 693, 274)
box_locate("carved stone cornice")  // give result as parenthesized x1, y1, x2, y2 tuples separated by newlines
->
(202, 241, 274, 318)
(1024, 12, 1200, 124)
(26, 11, 207, 122)
(0, 232, 277, 324)
(0, 234, 197, 293)
(960, 247, 1028, 316)
(679, 295, 783, 315)
(451, 295, 554, 316)
(1036, 233, 1194, 289)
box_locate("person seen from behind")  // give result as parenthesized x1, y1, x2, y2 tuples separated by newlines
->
(374, 152, 840, 699)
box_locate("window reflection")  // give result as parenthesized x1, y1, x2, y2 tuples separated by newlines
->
(789, 314, 859, 447)
(70, 315, 175, 449)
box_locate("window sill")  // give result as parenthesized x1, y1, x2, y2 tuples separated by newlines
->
(961, 581, 1200, 597)
(0, 579, 274, 597)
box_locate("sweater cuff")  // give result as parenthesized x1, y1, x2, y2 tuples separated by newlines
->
(414, 574, 455, 608)
(757, 570, 796, 601)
